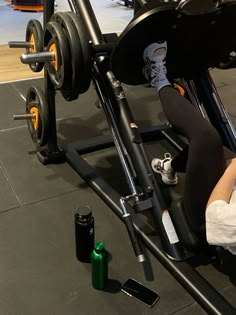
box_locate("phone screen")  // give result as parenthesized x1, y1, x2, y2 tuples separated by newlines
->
(121, 278, 160, 307)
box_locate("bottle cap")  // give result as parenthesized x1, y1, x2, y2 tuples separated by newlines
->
(75, 206, 92, 221)
(95, 241, 105, 253)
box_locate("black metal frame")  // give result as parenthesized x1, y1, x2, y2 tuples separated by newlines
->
(38, 0, 236, 313)
(38, 0, 63, 162)
(193, 72, 236, 152)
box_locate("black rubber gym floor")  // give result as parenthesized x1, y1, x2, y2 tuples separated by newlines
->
(1, 70, 236, 315)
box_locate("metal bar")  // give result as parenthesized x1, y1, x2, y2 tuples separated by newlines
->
(161, 128, 187, 152)
(92, 74, 138, 196)
(43, 0, 59, 154)
(43, 0, 54, 27)
(68, 0, 77, 13)
(8, 41, 32, 49)
(13, 114, 35, 120)
(21, 52, 54, 64)
(65, 124, 174, 153)
(45, 74, 59, 153)
(72, 0, 105, 45)
(105, 70, 156, 195)
(66, 149, 236, 315)
(120, 197, 145, 262)
(66, 125, 184, 154)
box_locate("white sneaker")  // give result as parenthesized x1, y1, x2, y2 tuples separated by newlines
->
(143, 41, 170, 91)
(151, 153, 178, 185)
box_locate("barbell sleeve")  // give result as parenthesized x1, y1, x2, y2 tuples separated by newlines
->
(8, 41, 33, 49)
(13, 114, 35, 120)
(20, 51, 55, 64)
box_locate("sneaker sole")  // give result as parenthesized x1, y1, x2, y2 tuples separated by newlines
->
(161, 174, 178, 185)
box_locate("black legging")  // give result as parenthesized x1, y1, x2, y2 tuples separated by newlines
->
(159, 86, 226, 234)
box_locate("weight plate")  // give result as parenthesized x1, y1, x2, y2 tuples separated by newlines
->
(67, 12, 93, 94)
(44, 21, 71, 89)
(26, 86, 49, 147)
(25, 19, 44, 72)
(51, 12, 81, 101)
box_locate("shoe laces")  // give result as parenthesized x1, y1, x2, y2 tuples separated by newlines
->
(155, 153, 172, 171)
(150, 58, 167, 79)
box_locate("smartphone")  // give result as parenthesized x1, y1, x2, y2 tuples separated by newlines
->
(121, 278, 160, 307)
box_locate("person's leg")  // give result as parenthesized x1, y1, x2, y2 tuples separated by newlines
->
(171, 147, 189, 173)
(143, 42, 226, 233)
(143, 42, 181, 184)
(160, 86, 225, 232)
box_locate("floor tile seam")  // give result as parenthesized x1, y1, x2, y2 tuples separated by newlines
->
(0, 187, 80, 216)
(0, 162, 22, 207)
(167, 301, 198, 315)
(0, 204, 22, 215)
(0, 76, 43, 85)
(218, 282, 236, 293)
(228, 113, 236, 119)
(0, 124, 28, 133)
(217, 82, 236, 88)
(20, 187, 80, 208)
(10, 82, 27, 103)
(0, 113, 92, 133)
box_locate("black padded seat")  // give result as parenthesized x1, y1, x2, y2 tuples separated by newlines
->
(111, 0, 236, 84)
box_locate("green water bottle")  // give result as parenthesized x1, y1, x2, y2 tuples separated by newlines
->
(91, 241, 108, 290)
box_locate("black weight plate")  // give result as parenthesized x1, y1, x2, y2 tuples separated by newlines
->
(25, 19, 44, 72)
(26, 86, 49, 147)
(51, 12, 81, 101)
(44, 21, 71, 89)
(67, 12, 92, 94)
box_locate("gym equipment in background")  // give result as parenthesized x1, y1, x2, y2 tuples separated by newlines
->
(12, 0, 43, 12)
(112, 0, 134, 8)
(13, 86, 49, 146)
(9, 19, 44, 72)
(8, 0, 236, 313)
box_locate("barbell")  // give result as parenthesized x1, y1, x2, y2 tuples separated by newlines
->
(16, 12, 114, 101)
(9, 19, 44, 73)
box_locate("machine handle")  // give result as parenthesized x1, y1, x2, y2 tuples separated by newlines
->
(123, 213, 145, 263)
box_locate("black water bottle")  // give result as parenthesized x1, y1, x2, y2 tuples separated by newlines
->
(75, 206, 95, 262)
